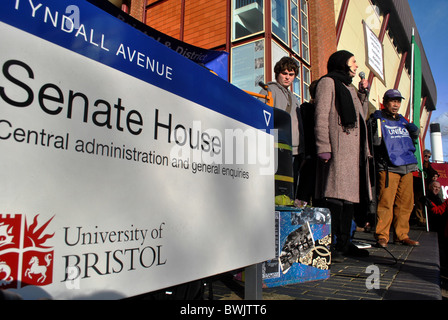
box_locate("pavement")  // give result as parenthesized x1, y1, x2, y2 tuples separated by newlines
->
(207, 227, 446, 300)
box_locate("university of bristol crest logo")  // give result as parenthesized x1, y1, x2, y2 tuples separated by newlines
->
(0, 214, 54, 289)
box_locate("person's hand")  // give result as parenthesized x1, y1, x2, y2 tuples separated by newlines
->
(406, 122, 419, 133)
(318, 152, 331, 163)
(359, 79, 369, 93)
(421, 196, 434, 208)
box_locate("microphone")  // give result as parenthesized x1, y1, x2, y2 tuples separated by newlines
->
(258, 81, 268, 90)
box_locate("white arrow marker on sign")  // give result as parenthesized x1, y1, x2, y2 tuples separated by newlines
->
(263, 110, 272, 126)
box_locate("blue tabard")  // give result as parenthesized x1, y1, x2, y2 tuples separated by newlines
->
(378, 114, 417, 166)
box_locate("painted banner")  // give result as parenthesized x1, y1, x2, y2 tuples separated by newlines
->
(0, 0, 275, 299)
(431, 163, 448, 200)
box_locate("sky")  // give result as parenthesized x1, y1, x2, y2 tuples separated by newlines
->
(408, 0, 448, 161)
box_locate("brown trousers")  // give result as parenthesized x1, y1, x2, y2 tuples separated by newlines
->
(375, 171, 414, 242)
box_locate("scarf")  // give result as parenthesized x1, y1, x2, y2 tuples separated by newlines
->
(324, 50, 357, 130)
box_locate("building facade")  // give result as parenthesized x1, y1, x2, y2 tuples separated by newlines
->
(335, 0, 437, 143)
(117, 0, 437, 145)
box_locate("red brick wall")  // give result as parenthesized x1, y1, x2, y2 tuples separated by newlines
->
(145, 0, 183, 40)
(184, 0, 227, 49)
(308, 0, 337, 79)
(128, 0, 145, 21)
(142, 0, 227, 50)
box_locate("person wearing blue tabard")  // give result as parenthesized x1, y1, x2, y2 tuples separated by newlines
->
(369, 89, 420, 248)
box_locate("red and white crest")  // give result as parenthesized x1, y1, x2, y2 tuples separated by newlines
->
(0, 214, 54, 289)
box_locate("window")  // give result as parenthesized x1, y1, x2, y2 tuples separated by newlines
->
(271, 41, 289, 81)
(231, 40, 265, 93)
(290, 0, 300, 54)
(292, 58, 302, 102)
(272, 0, 288, 44)
(300, 0, 310, 62)
(232, 0, 264, 41)
(230, 0, 311, 104)
(302, 65, 311, 102)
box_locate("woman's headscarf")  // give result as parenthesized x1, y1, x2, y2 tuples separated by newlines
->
(324, 50, 357, 129)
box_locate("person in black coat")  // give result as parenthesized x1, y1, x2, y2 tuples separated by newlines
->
(295, 80, 318, 204)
